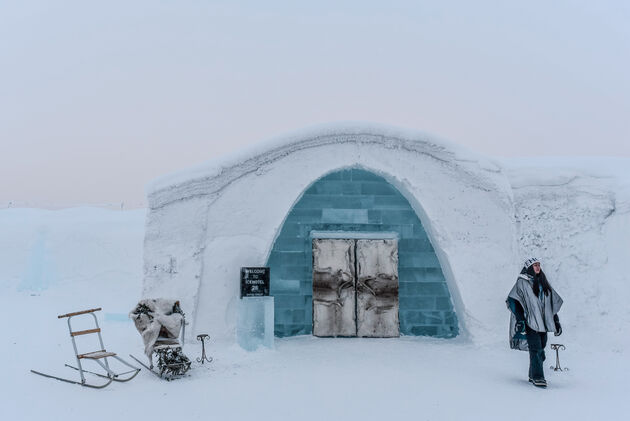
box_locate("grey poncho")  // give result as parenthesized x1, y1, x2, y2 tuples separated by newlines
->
(506, 274, 563, 351)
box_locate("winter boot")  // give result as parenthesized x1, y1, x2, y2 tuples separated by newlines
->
(532, 378, 547, 388)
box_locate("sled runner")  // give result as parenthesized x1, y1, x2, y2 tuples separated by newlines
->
(129, 299, 191, 380)
(30, 308, 140, 388)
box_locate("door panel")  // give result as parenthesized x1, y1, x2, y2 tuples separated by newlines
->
(312, 239, 356, 337)
(356, 239, 399, 337)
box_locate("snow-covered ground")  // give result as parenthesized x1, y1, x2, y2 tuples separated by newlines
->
(2, 156, 629, 420)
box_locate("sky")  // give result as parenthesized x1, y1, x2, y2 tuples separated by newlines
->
(1, 0, 629, 208)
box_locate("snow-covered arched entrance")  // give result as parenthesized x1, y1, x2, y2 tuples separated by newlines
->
(142, 124, 518, 344)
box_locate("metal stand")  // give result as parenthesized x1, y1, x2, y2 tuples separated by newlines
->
(196, 334, 213, 364)
(550, 344, 568, 371)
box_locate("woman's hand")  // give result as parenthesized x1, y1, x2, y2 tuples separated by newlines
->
(554, 314, 562, 336)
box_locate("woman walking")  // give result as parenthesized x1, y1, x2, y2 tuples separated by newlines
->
(506, 257, 563, 388)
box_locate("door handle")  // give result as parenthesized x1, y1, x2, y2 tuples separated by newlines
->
(357, 278, 377, 296)
(337, 279, 355, 296)
(313, 298, 343, 308)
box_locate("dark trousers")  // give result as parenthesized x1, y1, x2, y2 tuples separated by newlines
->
(526, 327, 548, 380)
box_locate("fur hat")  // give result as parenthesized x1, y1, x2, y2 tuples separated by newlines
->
(524, 257, 540, 269)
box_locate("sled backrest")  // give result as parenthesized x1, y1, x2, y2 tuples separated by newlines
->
(59, 308, 107, 360)
(58, 308, 102, 318)
(155, 312, 186, 348)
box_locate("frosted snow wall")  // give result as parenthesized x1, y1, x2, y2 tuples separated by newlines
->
(505, 161, 630, 349)
(268, 168, 458, 338)
(143, 125, 518, 344)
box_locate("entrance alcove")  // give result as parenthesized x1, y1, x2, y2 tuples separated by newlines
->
(266, 168, 459, 338)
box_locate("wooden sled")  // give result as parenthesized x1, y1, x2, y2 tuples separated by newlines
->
(31, 308, 140, 388)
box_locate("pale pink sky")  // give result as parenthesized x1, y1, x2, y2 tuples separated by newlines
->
(2, 1, 629, 208)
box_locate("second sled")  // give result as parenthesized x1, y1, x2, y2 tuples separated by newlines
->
(129, 300, 191, 380)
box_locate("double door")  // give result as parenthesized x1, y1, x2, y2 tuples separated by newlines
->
(312, 238, 399, 337)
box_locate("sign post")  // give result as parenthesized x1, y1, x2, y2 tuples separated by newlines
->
(238, 267, 273, 350)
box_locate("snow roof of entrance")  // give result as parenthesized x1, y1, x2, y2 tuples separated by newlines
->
(147, 122, 501, 208)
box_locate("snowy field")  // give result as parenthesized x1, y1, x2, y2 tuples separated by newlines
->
(1, 182, 629, 420)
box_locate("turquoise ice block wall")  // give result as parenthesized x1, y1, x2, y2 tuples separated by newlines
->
(266, 168, 459, 338)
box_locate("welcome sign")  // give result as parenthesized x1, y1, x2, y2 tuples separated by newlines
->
(240, 267, 270, 298)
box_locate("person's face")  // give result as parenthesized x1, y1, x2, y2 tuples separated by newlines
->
(532, 262, 541, 274)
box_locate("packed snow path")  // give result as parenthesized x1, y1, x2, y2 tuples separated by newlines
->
(5, 295, 627, 421)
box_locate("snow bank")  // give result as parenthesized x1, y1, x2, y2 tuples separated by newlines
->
(0, 208, 145, 320)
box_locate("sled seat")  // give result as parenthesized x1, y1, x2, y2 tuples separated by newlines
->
(155, 336, 180, 346)
(78, 351, 117, 360)
(154, 345, 181, 352)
